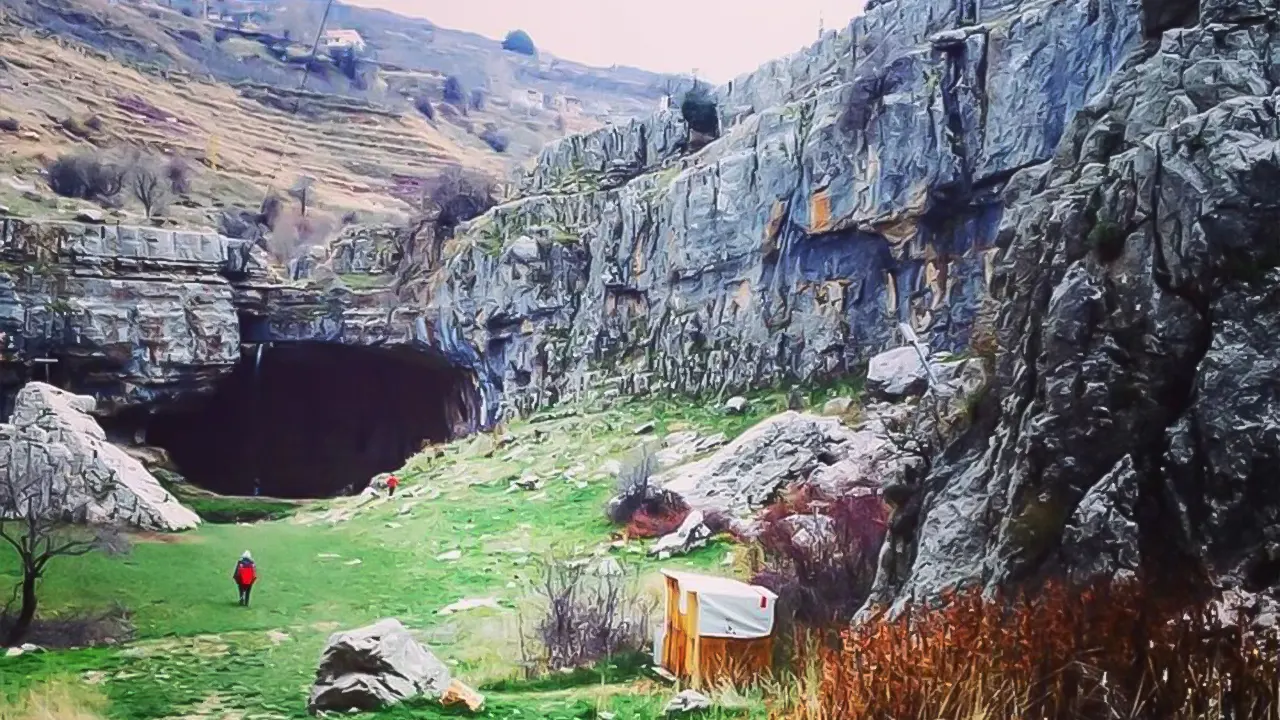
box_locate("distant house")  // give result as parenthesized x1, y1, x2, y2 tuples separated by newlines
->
(321, 29, 366, 53)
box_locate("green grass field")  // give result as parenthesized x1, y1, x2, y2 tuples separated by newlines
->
(0, 386, 870, 720)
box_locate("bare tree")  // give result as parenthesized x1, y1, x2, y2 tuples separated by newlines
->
(128, 158, 172, 219)
(0, 440, 126, 647)
(289, 175, 316, 217)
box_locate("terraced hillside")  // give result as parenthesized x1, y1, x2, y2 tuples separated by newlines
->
(0, 0, 679, 226)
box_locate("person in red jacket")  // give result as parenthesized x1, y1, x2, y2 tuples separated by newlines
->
(233, 551, 257, 607)
(386, 475, 399, 497)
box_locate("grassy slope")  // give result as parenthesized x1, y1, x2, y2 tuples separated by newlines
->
(0, 387, 859, 719)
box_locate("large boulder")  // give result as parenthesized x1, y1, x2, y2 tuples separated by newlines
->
(0, 383, 199, 531)
(866, 346, 931, 398)
(307, 619, 450, 714)
(658, 411, 894, 524)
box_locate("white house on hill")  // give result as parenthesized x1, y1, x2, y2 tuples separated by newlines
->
(321, 29, 365, 53)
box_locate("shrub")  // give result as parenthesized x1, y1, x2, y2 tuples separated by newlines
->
(524, 555, 654, 674)
(442, 75, 466, 105)
(60, 115, 102, 138)
(127, 156, 172, 218)
(217, 209, 263, 240)
(789, 579, 1280, 720)
(418, 166, 497, 234)
(681, 83, 719, 138)
(469, 88, 487, 111)
(502, 29, 537, 56)
(165, 156, 193, 195)
(750, 489, 886, 633)
(606, 446, 689, 538)
(480, 125, 509, 153)
(46, 152, 125, 201)
(265, 209, 337, 262)
(0, 117, 19, 132)
(1087, 219, 1127, 263)
(415, 97, 435, 120)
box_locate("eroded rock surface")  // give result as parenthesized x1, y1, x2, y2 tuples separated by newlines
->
(869, 1, 1280, 610)
(658, 411, 892, 521)
(427, 0, 1143, 417)
(0, 382, 199, 531)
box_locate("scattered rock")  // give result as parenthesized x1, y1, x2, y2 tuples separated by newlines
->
(436, 549, 462, 562)
(511, 473, 540, 491)
(437, 597, 501, 615)
(723, 396, 749, 415)
(784, 514, 835, 549)
(821, 397, 857, 417)
(307, 618, 450, 714)
(440, 678, 486, 713)
(650, 510, 712, 557)
(633, 421, 657, 435)
(318, 553, 342, 559)
(866, 346, 930, 398)
(505, 235, 541, 264)
(655, 431, 728, 469)
(74, 208, 105, 224)
(344, 559, 363, 566)
(664, 689, 712, 715)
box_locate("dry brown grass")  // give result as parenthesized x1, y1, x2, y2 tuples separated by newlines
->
(0, 28, 504, 222)
(785, 579, 1280, 720)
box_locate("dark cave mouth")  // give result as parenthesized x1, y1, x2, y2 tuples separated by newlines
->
(111, 343, 479, 499)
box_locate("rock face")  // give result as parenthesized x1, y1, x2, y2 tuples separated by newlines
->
(426, 0, 1145, 416)
(308, 619, 450, 714)
(0, 219, 491, 427)
(0, 382, 199, 531)
(868, 1, 1280, 609)
(659, 411, 892, 521)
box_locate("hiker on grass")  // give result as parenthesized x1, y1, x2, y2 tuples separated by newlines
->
(233, 551, 257, 607)
(387, 475, 399, 497)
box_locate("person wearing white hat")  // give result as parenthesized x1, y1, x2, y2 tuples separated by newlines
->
(232, 551, 257, 606)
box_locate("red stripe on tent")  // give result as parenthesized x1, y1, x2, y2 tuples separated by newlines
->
(760, 596, 767, 609)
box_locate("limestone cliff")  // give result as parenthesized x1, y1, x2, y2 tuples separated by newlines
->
(428, 0, 1151, 415)
(869, 0, 1280, 608)
(0, 219, 481, 419)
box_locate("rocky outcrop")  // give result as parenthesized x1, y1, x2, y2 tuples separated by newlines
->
(0, 219, 490, 424)
(0, 382, 199, 531)
(658, 411, 893, 522)
(427, 0, 1145, 417)
(868, 0, 1280, 610)
(308, 618, 451, 714)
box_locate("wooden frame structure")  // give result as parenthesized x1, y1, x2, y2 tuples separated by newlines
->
(658, 570, 777, 688)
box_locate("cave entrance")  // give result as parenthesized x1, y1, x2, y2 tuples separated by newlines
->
(114, 342, 479, 499)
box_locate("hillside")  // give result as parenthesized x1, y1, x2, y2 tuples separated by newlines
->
(0, 0, 682, 228)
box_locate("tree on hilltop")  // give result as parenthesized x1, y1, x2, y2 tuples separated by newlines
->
(502, 29, 536, 56)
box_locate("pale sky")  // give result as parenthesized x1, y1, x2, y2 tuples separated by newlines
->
(348, 0, 866, 82)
